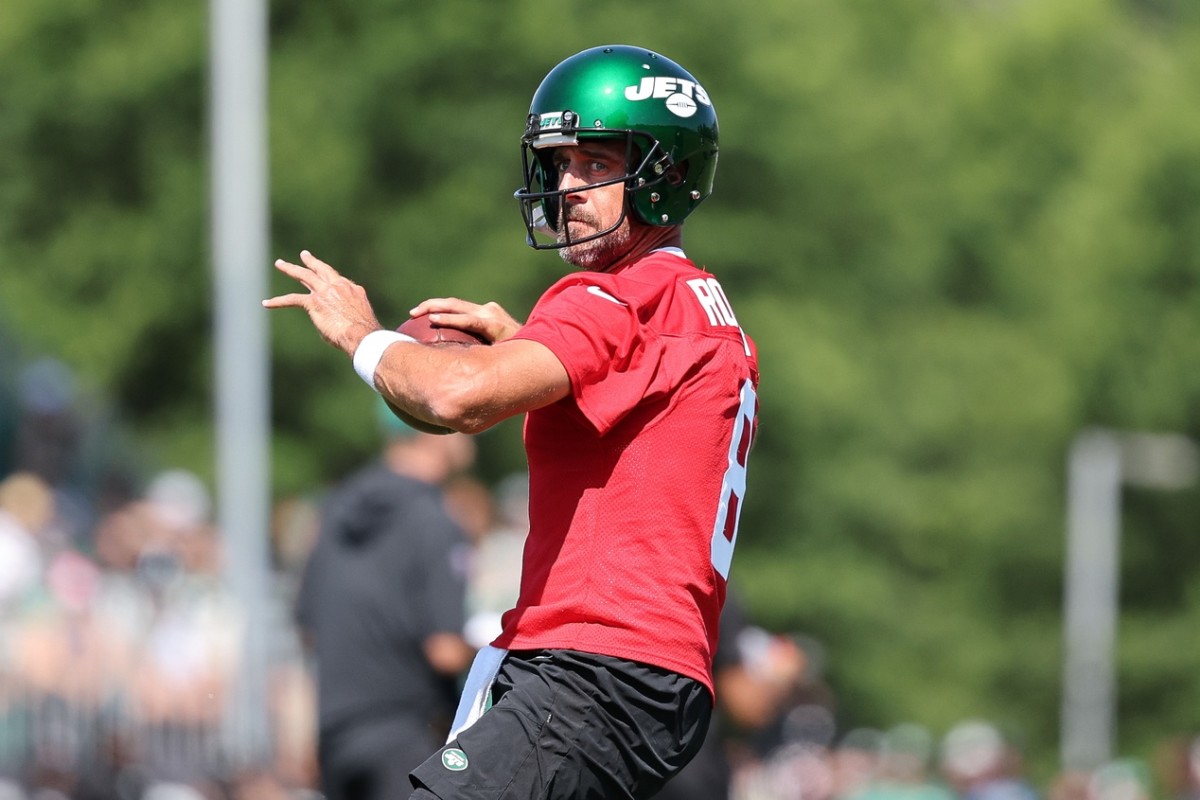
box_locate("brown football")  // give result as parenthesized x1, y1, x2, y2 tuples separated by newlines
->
(396, 314, 489, 346)
(384, 314, 488, 435)
(383, 397, 456, 436)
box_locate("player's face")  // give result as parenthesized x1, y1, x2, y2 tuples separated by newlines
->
(551, 141, 637, 271)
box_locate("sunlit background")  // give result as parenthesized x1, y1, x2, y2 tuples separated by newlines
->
(2, 1, 1199, 798)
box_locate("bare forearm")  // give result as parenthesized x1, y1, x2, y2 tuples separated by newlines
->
(374, 339, 569, 434)
(263, 251, 570, 431)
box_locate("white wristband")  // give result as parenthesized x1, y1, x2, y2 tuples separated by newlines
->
(353, 330, 416, 389)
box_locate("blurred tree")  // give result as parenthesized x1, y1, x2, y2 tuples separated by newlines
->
(1, 0, 1198, 781)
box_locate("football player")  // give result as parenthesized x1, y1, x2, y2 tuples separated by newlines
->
(266, 44, 759, 800)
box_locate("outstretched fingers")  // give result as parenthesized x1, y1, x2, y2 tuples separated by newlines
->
(263, 250, 384, 354)
(265, 250, 348, 307)
(269, 250, 342, 288)
(261, 291, 310, 309)
(263, 255, 320, 309)
(299, 249, 342, 281)
(271, 257, 317, 287)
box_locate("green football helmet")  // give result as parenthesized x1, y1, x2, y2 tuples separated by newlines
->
(515, 45, 720, 250)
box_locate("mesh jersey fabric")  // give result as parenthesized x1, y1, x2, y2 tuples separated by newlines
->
(497, 250, 759, 694)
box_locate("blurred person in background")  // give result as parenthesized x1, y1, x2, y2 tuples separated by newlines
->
(1152, 733, 1200, 800)
(846, 724, 955, 800)
(730, 627, 829, 763)
(657, 590, 809, 800)
(724, 618, 834, 800)
(1089, 760, 1152, 800)
(127, 470, 242, 789)
(2, 474, 138, 798)
(0, 473, 51, 611)
(1045, 769, 1089, 800)
(295, 405, 475, 800)
(439, 474, 495, 552)
(456, 472, 528, 651)
(266, 495, 324, 792)
(831, 729, 886, 800)
(11, 359, 92, 551)
(12, 360, 79, 493)
(938, 720, 1037, 800)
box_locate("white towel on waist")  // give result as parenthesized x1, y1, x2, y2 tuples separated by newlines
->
(447, 645, 507, 742)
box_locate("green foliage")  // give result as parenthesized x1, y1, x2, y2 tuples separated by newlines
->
(4, 0, 1200, 779)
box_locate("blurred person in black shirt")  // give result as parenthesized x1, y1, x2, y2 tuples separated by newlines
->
(655, 590, 809, 800)
(296, 408, 476, 800)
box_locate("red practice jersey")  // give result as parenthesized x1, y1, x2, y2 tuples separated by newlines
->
(495, 249, 759, 694)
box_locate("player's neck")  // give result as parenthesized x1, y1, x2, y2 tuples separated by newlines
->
(605, 226, 683, 272)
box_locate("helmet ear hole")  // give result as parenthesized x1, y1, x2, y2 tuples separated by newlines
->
(666, 163, 687, 187)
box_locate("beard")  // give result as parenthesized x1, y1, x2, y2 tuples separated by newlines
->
(556, 211, 633, 272)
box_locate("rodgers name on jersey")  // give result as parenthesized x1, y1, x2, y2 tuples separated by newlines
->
(687, 276, 753, 359)
(686, 277, 738, 328)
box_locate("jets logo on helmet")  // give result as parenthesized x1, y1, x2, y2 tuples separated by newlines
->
(515, 45, 720, 250)
(666, 95, 698, 118)
(624, 76, 713, 118)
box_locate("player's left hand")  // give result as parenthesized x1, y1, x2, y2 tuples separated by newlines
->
(408, 297, 524, 344)
(264, 250, 383, 355)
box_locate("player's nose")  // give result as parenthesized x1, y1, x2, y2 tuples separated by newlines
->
(557, 165, 588, 196)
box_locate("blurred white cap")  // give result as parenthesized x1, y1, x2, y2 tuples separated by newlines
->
(941, 719, 1005, 778)
(146, 469, 211, 531)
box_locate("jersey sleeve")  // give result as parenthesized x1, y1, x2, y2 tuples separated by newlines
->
(513, 278, 687, 435)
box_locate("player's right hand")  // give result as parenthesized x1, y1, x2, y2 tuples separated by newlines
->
(264, 250, 383, 356)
